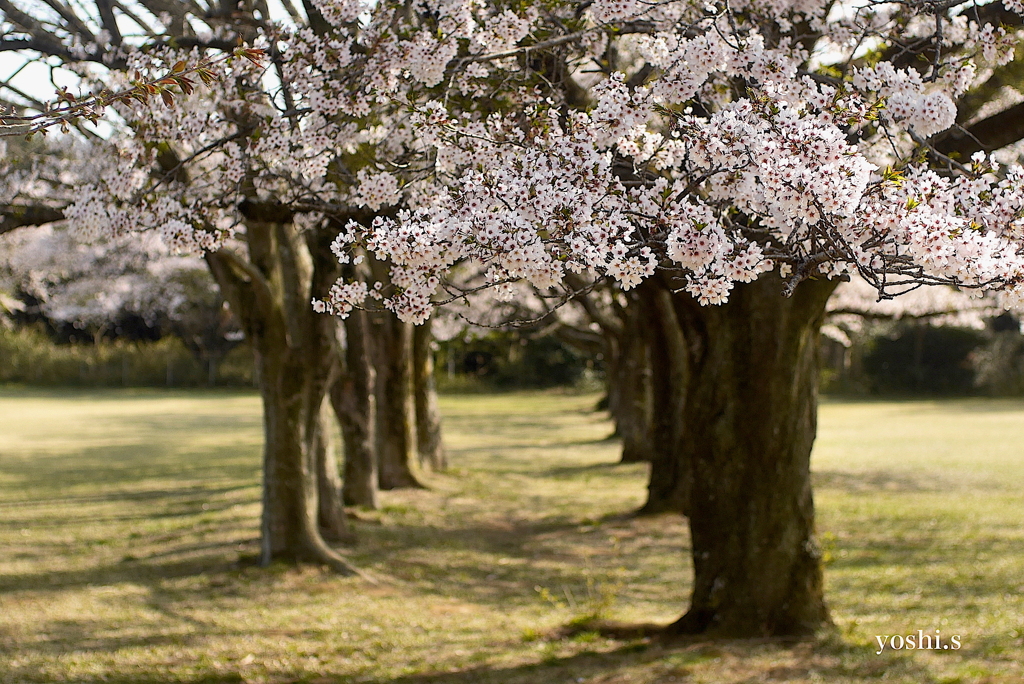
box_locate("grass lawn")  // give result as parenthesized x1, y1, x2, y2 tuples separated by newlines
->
(0, 388, 1022, 683)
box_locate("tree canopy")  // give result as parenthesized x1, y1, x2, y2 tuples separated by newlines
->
(5, 0, 1020, 319)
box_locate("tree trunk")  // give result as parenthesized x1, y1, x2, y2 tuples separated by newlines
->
(255, 341, 355, 571)
(413, 320, 446, 471)
(374, 313, 423, 489)
(603, 334, 622, 421)
(205, 219, 359, 575)
(658, 273, 836, 638)
(637, 283, 691, 515)
(332, 309, 379, 509)
(315, 398, 354, 543)
(613, 298, 654, 463)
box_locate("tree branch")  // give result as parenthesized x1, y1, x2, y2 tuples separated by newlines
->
(94, 0, 123, 45)
(0, 0, 76, 61)
(38, 0, 97, 44)
(0, 205, 65, 236)
(204, 247, 278, 334)
(935, 100, 1024, 159)
(563, 273, 624, 337)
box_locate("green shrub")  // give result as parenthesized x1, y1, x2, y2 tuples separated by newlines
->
(436, 331, 591, 391)
(0, 326, 253, 387)
(862, 323, 985, 395)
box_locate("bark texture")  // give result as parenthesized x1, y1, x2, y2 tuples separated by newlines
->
(206, 218, 357, 574)
(610, 295, 654, 463)
(636, 283, 691, 515)
(374, 312, 423, 489)
(332, 308, 379, 509)
(413, 320, 446, 471)
(315, 399, 354, 543)
(560, 277, 655, 464)
(654, 273, 836, 637)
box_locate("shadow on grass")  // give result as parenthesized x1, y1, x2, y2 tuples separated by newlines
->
(0, 445, 259, 500)
(6, 673, 248, 684)
(351, 514, 687, 608)
(540, 461, 644, 478)
(0, 555, 247, 594)
(812, 469, 942, 493)
(0, 633, 954, 684)
(20, 619, 210, 656)
(1, 490, 256, 529)
(447, 438, 615, 455)
(376, 634, 938, 684)
(1, 508, 673, 608)
(0, 484, 254, 509)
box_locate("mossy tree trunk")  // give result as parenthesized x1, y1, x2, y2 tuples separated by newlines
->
(374, 312, 423, 489)
(206, 216, 357, 574)
(611, 294, 654, 463)
(637, 282, 691, 515)
(332, 308, 379, 509)
(315, 398, 354, 543)
(562, 277, 655, 464)
(649, 273, 836, 637)
(413, 320, 446, 471)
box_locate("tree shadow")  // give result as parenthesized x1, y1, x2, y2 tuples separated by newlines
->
(386, 642, 667, 684)
(0, 484, 253, 509)
(375, 633, 939, 684)
(449, 438, 616, 455)
(811, 469, 941, 493)
(540, 461, 643, 478)
(349, 511, 689, 610)
(17, 619, 210, 656)
(2, 492, 256, 528)
(0, 554, 247, 594)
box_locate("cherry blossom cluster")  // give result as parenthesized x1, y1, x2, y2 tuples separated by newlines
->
(47, 0, 1024, 324)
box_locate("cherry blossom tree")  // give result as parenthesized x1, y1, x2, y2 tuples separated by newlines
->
(0, 223, 245, 381)
(9, 0, 1024, 637)
(0, 0, 366, 571)
(1, 0, 452, 573)
(299, 0, 1024, 637)
(0, 136, 71, 237)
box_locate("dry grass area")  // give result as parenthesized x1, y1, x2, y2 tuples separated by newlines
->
(0, 388, 1022, 683)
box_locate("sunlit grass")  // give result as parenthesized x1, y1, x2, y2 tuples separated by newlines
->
(814, 399, 1024, 684)
(0, 388, 1021, 683)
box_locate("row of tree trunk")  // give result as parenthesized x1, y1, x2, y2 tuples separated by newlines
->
(205, 218, 444, 575)
(333, 310, 447, 509)
(213, 210, 832, 637)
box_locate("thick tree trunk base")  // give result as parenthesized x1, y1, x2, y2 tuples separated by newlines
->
(414, 321, 447, 472)
(635, 283, 691, 516)
(318, 518, 357, 545)
(266, 540, 380, 584)
(336, 310, 380, 509)
(375, 314, 425, 490)
(316, 401, 356, 545)
(633, 273, 836, 639)
(561, 618, 827, 644)
(378, 471, 427, 490)
(634, 490, 687, 516)
(619, 446, 651, 463)
(665, 598, 831, 639)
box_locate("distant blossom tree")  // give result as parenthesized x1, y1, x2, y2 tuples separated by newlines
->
(8, 0, 1024, 637)
(0, 224, 245, 381)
